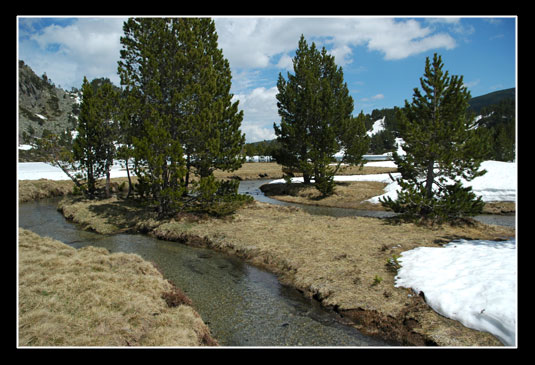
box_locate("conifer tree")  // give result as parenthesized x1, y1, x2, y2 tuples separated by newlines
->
(72, 77, 119, 198)
(274, 35, 368, 196)
(118, 18, 187, 215)
(118, 17, 245, 215)
(175, 18, 245, 195)
(380, 54, 490, 222)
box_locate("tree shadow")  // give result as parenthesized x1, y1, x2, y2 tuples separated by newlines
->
(86, 197, 155, 233)
(259, 182, 311, 197)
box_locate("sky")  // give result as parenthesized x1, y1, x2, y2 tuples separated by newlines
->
(17, 16, 517, 143)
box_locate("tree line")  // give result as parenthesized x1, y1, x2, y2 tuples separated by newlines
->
(26, 18, 502, 222)
(273, 43, 492, 222)
(31, 18, 248, 217)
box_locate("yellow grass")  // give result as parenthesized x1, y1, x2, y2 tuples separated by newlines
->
(59, 195, 514, 346)
(260, 181, 389, 210)
(18, 179, 74, 203)
(153, 202, 514, 346)
(19, 164, 516, 346)
(18, 228, 217, 347)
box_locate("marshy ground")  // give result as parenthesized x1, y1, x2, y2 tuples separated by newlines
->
(18, 162, 516, 346)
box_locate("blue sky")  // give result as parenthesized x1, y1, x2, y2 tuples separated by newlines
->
(18, 16, 517, 142)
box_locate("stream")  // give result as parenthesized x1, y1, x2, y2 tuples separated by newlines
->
(238, 179, 516, 228)
(18, 196, 392, 347)
(18, 179, 514, 346)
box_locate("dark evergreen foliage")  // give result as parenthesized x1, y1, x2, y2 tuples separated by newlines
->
(380, 54, 490, 223)
(72, 77, 119, 198)
(273, 35, 369, 197)
(117, 17, 246, 217)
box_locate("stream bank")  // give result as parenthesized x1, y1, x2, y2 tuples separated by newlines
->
(52, 192, 514, 346)
(19, 198, 392, 347)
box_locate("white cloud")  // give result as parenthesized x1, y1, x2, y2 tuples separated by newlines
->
(20, 16, 461, 90)
(19, 17, 126, 89)
(464, 79, 480, 88)
(241, 125, 277, 143)
(233, 86, 279, 142)
(215, 17, 458, 69)
(276, 54, 293, 70)
(361, 93, 385, 102)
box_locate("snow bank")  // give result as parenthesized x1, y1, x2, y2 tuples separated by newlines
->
(18, 161, 130, 181)
(395, 239, 516, 346)
(464, 161, 517, 202)
(368, 161, 516, 203)
(19, 160, 516, 203)
(367, 117, 386, 137)
(268, 173, 397, 185)
(268, 160, 516, 203)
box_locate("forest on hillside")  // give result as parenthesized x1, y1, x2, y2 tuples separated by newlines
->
(244, 89, 516, 162)
(19, 59, 515, 163)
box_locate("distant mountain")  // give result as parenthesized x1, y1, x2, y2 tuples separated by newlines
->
(245, 87, 516, 160)
(18, 60, 80, 142)
(468, 88, 515, 114)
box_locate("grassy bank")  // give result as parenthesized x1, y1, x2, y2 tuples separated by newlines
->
(18, 179, 74, 203)
(260, 180, 515, 215)
(260, 181, 389, 211)
(56, 195, 515, 346)
(18, 162, 514, 214)
(18, 228, 218, 347)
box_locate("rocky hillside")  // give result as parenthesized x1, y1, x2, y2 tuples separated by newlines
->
(18, 60, 80, 142)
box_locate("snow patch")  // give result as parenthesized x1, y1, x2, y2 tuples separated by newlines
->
(368, 160, 516, 203)
(395, 239, 516, 346)
(367, 117, 386, 137)
(17, 161, 130, 181)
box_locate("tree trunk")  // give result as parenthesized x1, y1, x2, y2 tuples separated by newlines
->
(185, 153, 191, 189)
(105, 169, 111, 198)
(425, 159, 435, 199)
(125, 159, 133, 198)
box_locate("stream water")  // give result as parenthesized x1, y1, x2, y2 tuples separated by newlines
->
(18, 197, 392, 347)
(238, 179, 516, 227)
(18, 179, 514, 347)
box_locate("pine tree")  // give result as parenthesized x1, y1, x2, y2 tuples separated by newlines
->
(118, 18, 187, 215)
(274, 35, 368, 196)
(94, 81, 119, 198)
(118, 17, 246, 216)
(175, 18, 245, 194)
(72, 77, 119, 198)
(380, 54, 490, 222)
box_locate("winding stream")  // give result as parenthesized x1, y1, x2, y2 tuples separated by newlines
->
(18, 197, 392, 347)
(18, 179, 514, 346)
(238, 179, 516, 227)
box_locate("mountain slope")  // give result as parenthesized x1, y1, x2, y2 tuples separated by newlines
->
(468, 88, 515, 114)
(18, 60, 80, 141)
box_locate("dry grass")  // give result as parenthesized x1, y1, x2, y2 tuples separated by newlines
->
(18, 228, 217, 347)
(213, 162, 398, 181)
(261, 181, 389, 211)
(153, 202, 515, 346)
(21, 163, 516, 346)
(18, 179, 74, 203)
(57, 196, 161, 235)
(56, 195, 515, 345)
(214, 162, 285, 180)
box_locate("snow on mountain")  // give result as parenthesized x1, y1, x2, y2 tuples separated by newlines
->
(367, 116, 386, 137)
